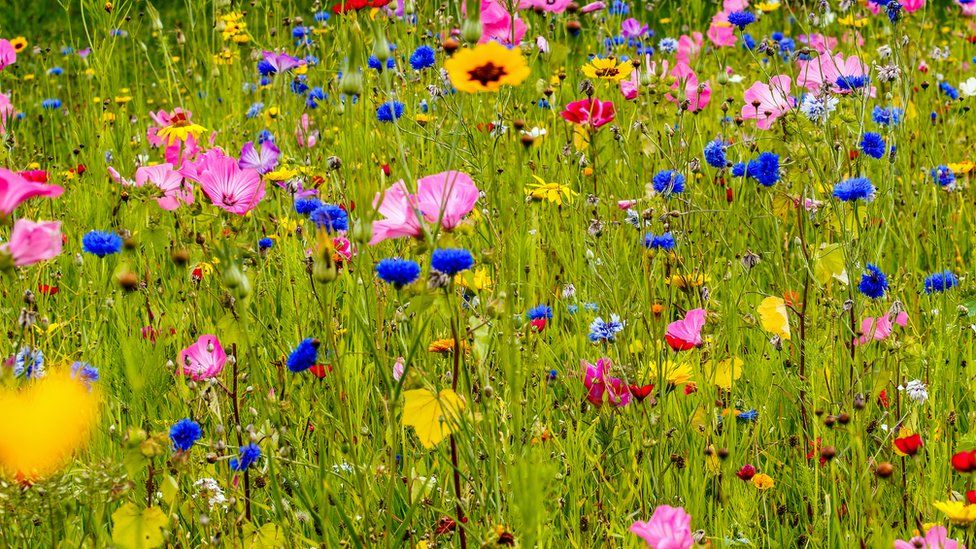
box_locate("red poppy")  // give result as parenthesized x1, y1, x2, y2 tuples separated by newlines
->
(434, 517, 457, 534)
(683, 382, 697, 395)
(893, 433, 922, 456)
(530, 318, 547, 332)
(38, 284, 59, 296)
(331, 0, 391, 14)
(191, 266, 203, 281)
(628, 384, 654, 402)
(968, 490, 976, 505)
(877, 389, 889, 409)
(19, 170, 48, 183)
(952, 450, 976, 473)
(309, 364, 333, 378)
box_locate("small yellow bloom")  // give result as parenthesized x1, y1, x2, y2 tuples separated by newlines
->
(9, 37, 28, 53)
(581, 57, 633, 83)
(667, 273, 709, 289)
(526, 175, 576, 206)
(838, 14, 868, 27)
(934, 501, 976, 525)
(444, 42, 531, 93)
(752, 473, 775, 490)
(102, 112, 117, 123)
(948, 161, 974, 174)
(428, 338, 469, 354)
(756, 1, 781, 11)
(456, 267, 493, 291)
(264, 167, 300, 182)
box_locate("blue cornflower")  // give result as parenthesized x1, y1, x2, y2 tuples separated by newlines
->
(886, 1, 902, 22)
(368, 55, 396, 71)
(742, 33, 757, 50)
(526, 305, 553, 321)
(306, 87, 326, 109)
(609, 0, 630, 15)
(258, 237, 274, 250)
(290, 77, 309, 95)
(744, 152, 781, 187)
(931, 166, 956, 189)
(376, 101, 405, 122)
(832, 177, 875, 202)
(314, 11, 330, 22)
(859, 132, 886, 159)
(14, 347, 44, 379)
(42, 98, 62, 110)
(703, 138, 728, 168)
(295, 197, 323, 215)
(170, 419, 202, 452)
(431, 248, 474, 276)
(727, 11, 756, 29)
(409, 45, 436, 70)
(871, 106, 903, 126)
(375, 258, 421, 288)
(858, 264, 888, 299)
(939, 81, 960, 100)
(82, 230, 124, 257)
(643, 232, 676, 250)
(71, 361, 100, 388)
(287, 338, 319, 372)
(588, 314, 625, 343)
(652, 170, 686, 196)
(309, 204, 349, 232)
(257, 131, 275, 146)
(292, 25, 310, 39)
(47, 67, 64, 76)
(835, 75, 870, 91)
(924, 271, 958, 294)
(230, 443, 262, 471)
(245, 102, 264, 118)
(657, 37, 678, 53)
(736, 409, 759, 422)
(257, 59, 277, 76)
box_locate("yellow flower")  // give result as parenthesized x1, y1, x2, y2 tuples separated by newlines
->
(456, 267, 493, 291)
(838, 14, 868, 27)
(9, 37, 28, 53)
(428, 338, 469, 354)
(526, 175, 576, 205)
(752, 473, 775, 490)
(948, 161, 974, 174)
(934, 501, 976, 525)
(213, 48, 238, 65)
(667, 273, 709, 289)
(444, 42, 531, 93)
(157, 112, 206, 144)
(264, 167, 300, 182)
(756, 1, 781, 12)
(114, 95, 132, 104)
(581, 57, 633, 82)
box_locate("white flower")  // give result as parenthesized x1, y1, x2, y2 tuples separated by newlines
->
(193, 478, 228, 509)
(799, 94, 838, 123)
(960, 77, 976, 98)
(899, 379, 928, 403)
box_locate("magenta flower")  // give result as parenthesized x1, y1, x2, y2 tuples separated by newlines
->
(630, 505, 694, 549)
(479, 0, 526, 45)
(796, 52, 874, 95)
(620, 18, 649, 39)
(190, 150, 266, 215)
(797, 33, 838, 54)
(2, 219, 62, 267)
(0, 92, 12, 135)
(296, 113, 319, 149)
(0, 168, 65, 216)
(179, 334, 227, 381)
(560, 98, 616, 129)
(740, 75, 796, 130)
(0, 39, 15, 71)
(855, 311, 908, 346)
(518, 0, 572, 13)
(666, 63, 711, 112)
(239, 140, 280, 175)
(676, 32, 703, 65)
(706, 18, 736, 48)
(134, 163, 195, 210)
(894, 526, 964, 549)
(582, 358, 631, 407)
(370, 171, 479, 245)
(580, 1, 606, 13)
(260, 50, 303, 73)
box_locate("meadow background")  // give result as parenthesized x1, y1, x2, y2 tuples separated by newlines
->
(1, 0, 976, 547)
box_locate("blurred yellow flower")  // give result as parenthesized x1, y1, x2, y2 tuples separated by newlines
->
(526, 175, 576, 205)
(752, 473, 775, 490)
(582, 57, 633, 82)
(934, 501, 976, 525)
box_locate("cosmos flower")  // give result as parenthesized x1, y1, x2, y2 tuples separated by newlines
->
(370, 171, 479, 245)
(1, 219, 62, 267)
(190, 150, 266, 215)
(741, 75, 795, 129)
(0, 168, 64, 216)
(560, 98, 616, 129)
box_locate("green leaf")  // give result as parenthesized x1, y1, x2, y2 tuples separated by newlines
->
(243, 522, 286, 548)
(111, 502, 168, 549)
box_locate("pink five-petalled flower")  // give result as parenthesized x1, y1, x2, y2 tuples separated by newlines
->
(0, 39, 15, 71)
(560, 98, 615, 129)
(2, 219, 62, 267)
(740, 75, 795, 130)
(179, 335, 227, 381)
(582, 357, 631, 407)
(191, 151, 266, 215)
(0, 167, 65, 216)
(630, 505, 694, 549)
(134, 163, 195, 211)
(894, 525, 964, 549)
(369, 171, 479, 245)
(665, 308, 706, 351)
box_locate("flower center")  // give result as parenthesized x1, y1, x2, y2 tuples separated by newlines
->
(468, 62, 507, 86)
(594, 66, 620, 78)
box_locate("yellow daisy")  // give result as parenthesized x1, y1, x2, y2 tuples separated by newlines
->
(444, 42, 531, 93)
(526, 175, 576, 205)
(581, 57, 633, 83)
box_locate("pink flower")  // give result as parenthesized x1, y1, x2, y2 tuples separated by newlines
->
(740, 75, 795, 130)
(630, 505, 694, 549)
(796, 52, 874, 96)
(582, 358, 631, 407)
(519, 0, 572, 13)
(960, 0, 976, 16)
(894, 526, 964, 549)
(707, 17, 737, 48)
(0, 92, 12, 134)
(621, 70, 640, 100)
(190, 150, 266, 215)
(480, 0, 526, 45)
(855, 311, 908, 346)
(2, 219, 62, 266)
(416, 171, 479, 229)
(665, 308, 706, 351)
(676, 32, 703, 65)
(296, 113, 319, 148)
(179, 334, 227, 381)
(0, 167, 65, 216)
(393, 357, 406, 381)
(560, 98, 615, 128)
(620, 18, 649, 39)
(239, 140, 280, 175)
(580, 1, 606, 13)
(797, 33, 838, 53)
(370, 171, 480, 245)
(666, 63, 711, 112)
(133, 163, 195, 210)
(723, 0, 749, 9)
(0, 39, 15, 71)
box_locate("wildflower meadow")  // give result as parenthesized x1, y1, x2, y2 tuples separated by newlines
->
(3, 0, 976, 547)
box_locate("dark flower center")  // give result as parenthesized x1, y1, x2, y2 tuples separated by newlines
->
(594, 67, 619, 78)
(468, 63, 507, 86)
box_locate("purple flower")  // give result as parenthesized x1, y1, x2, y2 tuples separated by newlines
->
(620, 18, 648, 39)
(239, 140, 280, 175)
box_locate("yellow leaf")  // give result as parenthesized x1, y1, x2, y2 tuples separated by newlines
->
(705, 357, 743, 389)
(758, 296, 791, 340)
(111, 502, 168, 549)
(243, 522, 286, 549)
(402, 389, 465, 449)
(814, 243, 849, 286)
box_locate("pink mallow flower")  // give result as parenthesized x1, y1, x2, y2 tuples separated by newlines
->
(855, 311, 908, 346)
(118, 163, 196, 211)
(560, 98, 615, 128)
(179, 334, 227, 381)
(0, 167, 64, 216)
(894, 526, 964, 549)
(741, 75, 796, 130)
(630, 505, 694, 549)
(796, 52, 874, 96)
(189, 150, 266, 215)
(1, 219, 62, 267)
(479, 0, 526, 45)
(0, 92, 14, 135)
(370, 171, 479, 245)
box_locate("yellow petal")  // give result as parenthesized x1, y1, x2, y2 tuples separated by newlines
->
(758, 296, 791, 340)
(402, 389, 465, 449)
